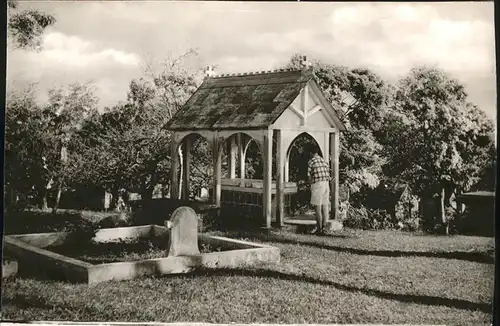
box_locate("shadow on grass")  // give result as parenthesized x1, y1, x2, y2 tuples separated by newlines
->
(234, 232, 494, 264)
(3, 294, 57, 310)
(3, 294, 98, 321)
(5, 264, 491, 316)
(186, 267, 492, 314)
(16, 268, 86, 284)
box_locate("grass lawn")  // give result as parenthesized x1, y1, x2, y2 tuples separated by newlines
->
(1, 227, 495, 325)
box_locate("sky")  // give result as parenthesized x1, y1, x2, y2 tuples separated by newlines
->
(7, 1, 497, 121)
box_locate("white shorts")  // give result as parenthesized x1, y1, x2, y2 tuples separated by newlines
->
(310, 181, 330, 206)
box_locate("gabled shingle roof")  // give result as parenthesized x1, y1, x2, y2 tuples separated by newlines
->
(164, 68, 342, 131)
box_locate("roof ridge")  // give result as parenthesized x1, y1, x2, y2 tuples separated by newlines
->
(212, 68, 302, 79)
(200, 80, 310, 90)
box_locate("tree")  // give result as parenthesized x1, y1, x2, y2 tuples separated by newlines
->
(140, 49, 202, 198)
(46, 82, 99, 212)
(189, 136, 214, 199)
(7, 0, 56, 51)
(5, 0, 59, 209)
(5, 82, 99, 211)
(457, 103, 496, 193)
(383, 67, 496, 233)
(4, 84, 42, 209)
(473, 142, 496, 192)
(142, 48, 201, 120)
(69, 102, 167, 209)
(68, 109, 122, 208)
(68, 51, 202, 209)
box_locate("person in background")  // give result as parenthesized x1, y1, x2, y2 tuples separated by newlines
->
(307, 144, 331, 235)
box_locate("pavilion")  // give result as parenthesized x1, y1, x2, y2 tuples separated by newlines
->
(164, 57, 347, 229)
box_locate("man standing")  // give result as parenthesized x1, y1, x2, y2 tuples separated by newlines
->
(307, 145, 331, 235)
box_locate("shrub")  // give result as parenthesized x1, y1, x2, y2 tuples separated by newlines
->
(420, 207, 464, 235)
(368, 209, 395, 230)
(199, 243, 222, 253)
(290, 181, 311, 215)
(4, 208, 131, 235)
(62, 218, 98, 245)
(198, 211, 219, 232)
(446, 206, 467, 233)
(4, 209, 81, 234)
(401, 217, 422, 232)
(343, 204, 424, 232)
(343, 206, 371, 230)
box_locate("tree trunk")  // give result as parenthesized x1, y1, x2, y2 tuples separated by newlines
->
(148, 167, 159, 200)
(438, 186, 448, 235)
(52, 183, 62, 214)
(110, 188, 120, 211)
(141, 185, 154, 202)
(456, 187, 464, 215)
(53, 143, 67, 214)
(41, 192, 49, 211)
(40, 178, 54, 211)
(5, 185, 16, 212)
(444, 186, 453, 208)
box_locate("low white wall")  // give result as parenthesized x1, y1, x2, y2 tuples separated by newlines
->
(3, 236, 91, 282)
(199, 234, 273, 250)
(88, 256, 201, 284)
(93, 225, 155, 243)
(8, 232, 70, 248)
(87, 245, 279, 284)
(4, 226, 281, 285)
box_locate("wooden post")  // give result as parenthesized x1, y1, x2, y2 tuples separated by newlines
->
(227, 137, 237, 179)
(323, 132, 330, 222)
(330, 132, 340, 220)
(262, 129, 273, 228)
(170, 134, 179, 200)
(181, 137, 191, 200)
(275, 129, 285, 227)
(284, 154, 289, 183)
(212, 134, 222, 207)
(238, 134, 245, 184)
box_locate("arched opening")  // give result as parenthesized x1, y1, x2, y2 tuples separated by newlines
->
(216, 132, 267, 228)
(286, 132, 323, 215)
(218, 132, 263, 180)
(176, 133, 214, 201)
(244, 139, 263, 180)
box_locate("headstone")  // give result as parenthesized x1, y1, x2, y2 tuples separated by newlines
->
(166, 206, 200, 256)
